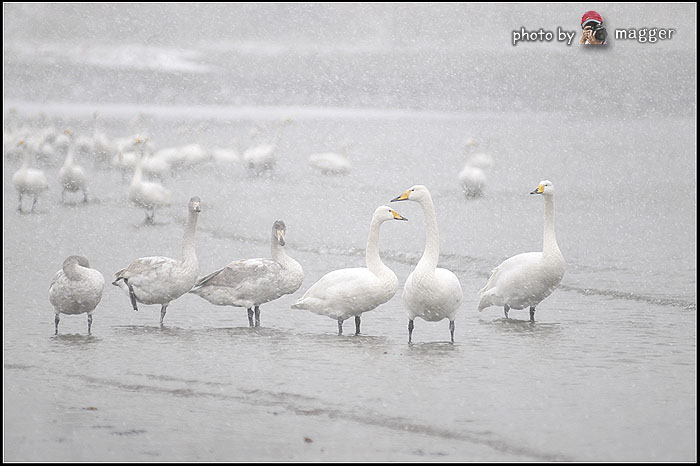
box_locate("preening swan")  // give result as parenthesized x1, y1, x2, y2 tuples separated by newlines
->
(190, 220, 304, 327)
(49, 255, 105, 335)
(12, 140, 49, 212)
(478, 180, 565, 321)
(127, 137, 172, 223)
(58, 130, 89, 203)
(391, 185, 463, 343)
(291, 206, 407, 335)
(113, 197, 202, 325)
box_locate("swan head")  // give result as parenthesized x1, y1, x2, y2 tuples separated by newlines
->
(530, 180, 554, 196)
(374, 205, 408, 223)
(63, 255, 90, 270)
(188, 196, 202, 213)
(391, 185, 430, 203)
(273, 220, 286, 246)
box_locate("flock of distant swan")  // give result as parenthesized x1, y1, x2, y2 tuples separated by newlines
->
(8, 111, 565, 343)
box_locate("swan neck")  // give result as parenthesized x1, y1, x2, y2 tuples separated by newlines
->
(365, 217, 388, 274)
(418, 195, 440, 269)
(270, 233, 289, 264)
(182, 210, 199, 264)
(64, 263, 86, 281)
(543, 195, 559, 255)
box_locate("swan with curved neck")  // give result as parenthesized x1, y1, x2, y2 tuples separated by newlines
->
(391, 185, 463, 343)
(113, 197, 202, 324)
(49, 255, 105, 335)
(58, 129, 89, 203)
(292, 206, 408, 335)
(190, 220, 304, 327)
(478, 180, 565, 321)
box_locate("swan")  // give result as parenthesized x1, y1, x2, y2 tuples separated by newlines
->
(391, 185, 463, 343)
(458, 163, 486, 198)
(243, 119, 292, 176)
(113, 196, 202, 325)
(58, 130, 89, 203)
(49, 255, 105, 335)
(292, 206, 408, 335)
(478, 180, 565, 321)
(190, 220, 304, 327)
(12, 140, 49, 212)
(127, 137, 172, 223)
(308, 150, 351, 175)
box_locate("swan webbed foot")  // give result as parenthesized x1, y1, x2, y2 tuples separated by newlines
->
(247, 308, 254, 327)
(254, 306, 261, 327)
(529, 306, 536, 322)
(354, 315, 361, 335)
(449, 320, 455, 343)
(408, 319, 414, 344)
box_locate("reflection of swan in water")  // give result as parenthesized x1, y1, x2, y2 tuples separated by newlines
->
(49, 255, 104, 335)
(113, 197, 202, 325)
(190, 221, 304, 327)
(391, 185, 463, 343)
(292, 206, 408, 335)
(243, 119, 292, 176)
(478, 180, 565, 322)
(12, 140, 49, 212)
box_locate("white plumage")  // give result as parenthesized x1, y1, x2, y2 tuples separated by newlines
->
(292, 206, 408, 335)
(49, 255, 105, 335)
(58, 130, 89, 203)
(127, 137, 171, 223)
(12, 140, 49, 212)
(458, 163, 486, 198)
(391, 185, 463, 343)
(308, 151, 351, 175)
(478, 180, 565, 321)
(190, 220, 304, 327)
(113, 197, 202, 324)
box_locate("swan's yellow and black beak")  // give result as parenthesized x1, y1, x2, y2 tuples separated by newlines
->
(391, 189, 411, 202)
(276, 229, 286, 246)
(391, 210, 408, 221)
(193, 200, 201, 212)
(530, 184, 545, 195)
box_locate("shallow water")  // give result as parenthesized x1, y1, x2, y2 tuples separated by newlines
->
(3, 102, 696, 461)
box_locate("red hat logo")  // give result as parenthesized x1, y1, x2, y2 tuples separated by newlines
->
(581, 10, 604, 27)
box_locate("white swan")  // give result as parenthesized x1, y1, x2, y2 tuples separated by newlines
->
(127, 137, 172, 223)
(478, 180, 565, 321)
(58, 130, 89, 203)
(458, 163, 486, 198)
(243, 119, 292, 176)
(391, 185, 463, 343)
(190, 220, 304, 327)
(49, 255, 105, 335)
(12, 140, 49, 212)
(308, 151, 351, 175)
(291, 206, 407, 335)
(113, 196, 202, 324)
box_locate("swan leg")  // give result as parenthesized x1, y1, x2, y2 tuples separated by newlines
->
(61, 189, 66, 204)
(82, 189, 89, 203)
(54, 314, 60, 335)
(17, 192, 23, 212)
(529, 306, 536, 322)
(247, 308, 254, 327)
(160, 304, 168, 325)
(254, 306, 261, 327)
(504, 304, 510, 319)
(354, 315, 361, 335)
(145, 211, 154, 225)
(408, 319, 414, 344)
(31, 195, 38, 212)
(337, 319, 343, 336)
(449, 320, 455, 343)
(124, 278, 139, 311)
(87, 314, 93, 335)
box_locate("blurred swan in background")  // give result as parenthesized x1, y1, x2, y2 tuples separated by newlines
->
(243, 118, 292, 176)
(191, 220, 304, 327)
(458, 138, 494, 198)
(308, 142, 352, 175)
(292, 206, 407, 335)
(49, 255, 104, 335)
(58, 129, 90, 203)
(127, 137, 171, 223)
(478, 180, 565, 321)
(391, 185, 462, 343)
(12, 139, 49, 212)
(113, 197, 202, 325)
